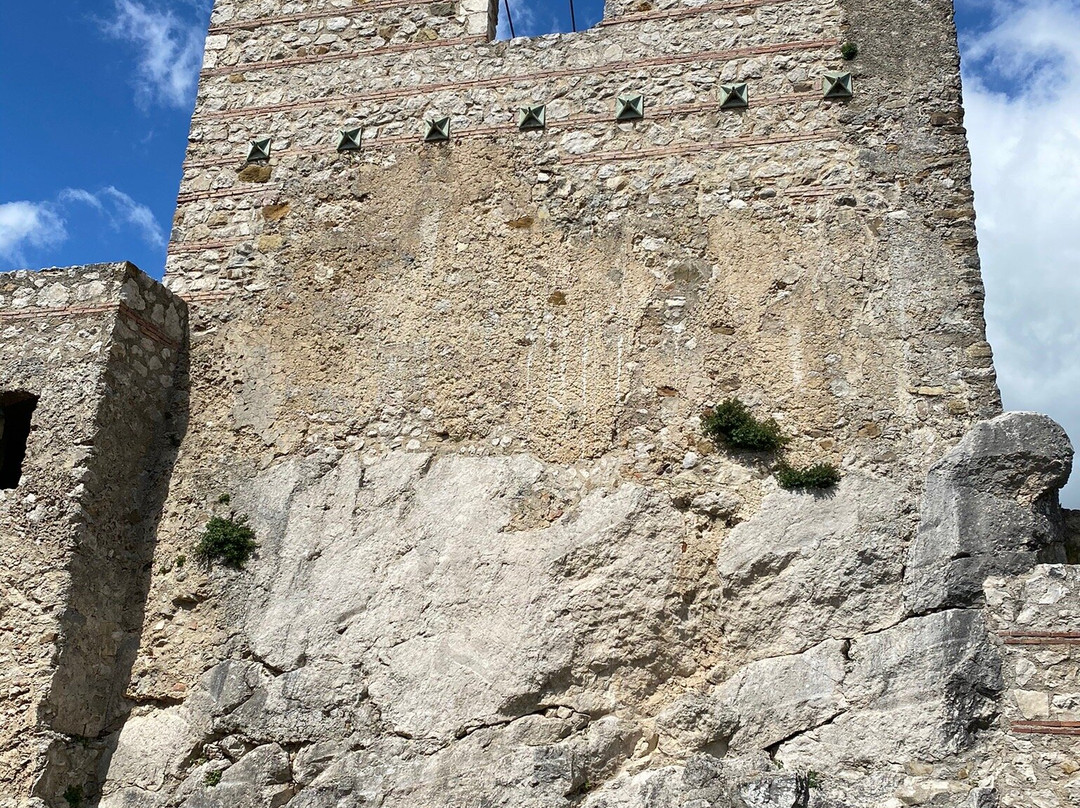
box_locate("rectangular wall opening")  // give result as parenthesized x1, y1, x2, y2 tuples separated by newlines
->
(0, 392, 38, 489)
(496, 0, 603, 40)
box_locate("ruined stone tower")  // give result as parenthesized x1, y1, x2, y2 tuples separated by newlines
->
(2, 0, 1078, 806)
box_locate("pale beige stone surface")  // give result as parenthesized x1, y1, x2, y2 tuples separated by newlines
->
(6, 0, 1077, 805)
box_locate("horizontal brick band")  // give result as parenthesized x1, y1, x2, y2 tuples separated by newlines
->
(600, 0, 798, 27)
(201, 34, 485, 78)
(0, 301, 181, 351)
(999, 630, 1080, 644)
(0, 303, 117, 322)
(783, 187, 843, 198)
(208, 0, 447, 34)
(118, 303, 183, 352)
(176, 290, 232, 305)
(199, 37, 840, 120)
(562, 129, 840, 165)
(208, 0, 798, 37)
(169, 238, 251, 254)
(185, 91, 825, 169)
(176, 184, 283, 205)
(1012, 720, 1080, 736)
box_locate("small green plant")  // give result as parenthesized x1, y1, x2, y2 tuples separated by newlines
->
(807, 769, 822, 788)
(63, 786, 83, 808)
(195, 515, 258, 568)
(775, 462, 841, 490)
(176, 554, 187, 568)
(702, 399, 788, 453)
(204, 770, 223, 787)
(840, 41, 858, 60)
(218, 493, 231, 505)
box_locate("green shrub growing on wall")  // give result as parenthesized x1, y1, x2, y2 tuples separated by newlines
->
(840, 41, 858, 60)
(702, 399, 788, 452)
(775, 462, 841, 490)
(63, 786, 83, 808)
(196, 515, 258, 568)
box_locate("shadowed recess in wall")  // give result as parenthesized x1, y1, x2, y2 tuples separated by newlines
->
(34, 347, 191, 805)
(0, 392, 38, 489)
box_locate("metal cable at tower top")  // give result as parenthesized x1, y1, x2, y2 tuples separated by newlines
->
(503, 0, 516, 38)
(569, 0, 577, 31)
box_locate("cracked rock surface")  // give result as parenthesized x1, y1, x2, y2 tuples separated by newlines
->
(905, 412, 1074, 614)
(98, 411, 1075, 806)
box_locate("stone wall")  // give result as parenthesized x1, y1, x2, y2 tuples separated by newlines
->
(0, 264, 186, 807)
(79, 0, 1027, 805)
(0, 0, 1049, 805)
(165, 0, 998, 474)
(985, 566, 1080, 808)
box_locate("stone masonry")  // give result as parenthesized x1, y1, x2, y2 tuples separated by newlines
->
(0, 264, 186, 805)
(984, 565, 1080, 808)
(1, 0, 1076, 806)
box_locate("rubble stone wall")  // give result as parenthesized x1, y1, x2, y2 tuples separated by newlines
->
(79, 0, 1027, 805)
(165, 0, 998, 474)
(6, 0, 1064, 806)
(985, 566, 1080, 808)
(0, 264, 186, 807)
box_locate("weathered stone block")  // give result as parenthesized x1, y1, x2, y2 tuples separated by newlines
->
(904, 412, 1073, 614)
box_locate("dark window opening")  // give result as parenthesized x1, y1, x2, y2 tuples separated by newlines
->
(0, 392, 38, 489)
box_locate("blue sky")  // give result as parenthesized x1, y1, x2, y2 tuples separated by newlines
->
(2, 0, 1079, 503)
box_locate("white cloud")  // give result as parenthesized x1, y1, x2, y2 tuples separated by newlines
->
(58, 187, 105, 212)
(102, 187, 166, 248)
(960, 0, 1080, 505)
(0, 187, 164, 268)
(0, 202, 67, 265)
(104, 0, 207, 109)
(61, 186, 166, 248)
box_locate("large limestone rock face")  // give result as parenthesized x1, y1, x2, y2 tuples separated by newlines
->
(245, 451, 685, 738)
(777, 609, 1002, 766)
(99, 408, 1079, 808)
(715, 475, 912, 663)
(103, 450, 694, 807)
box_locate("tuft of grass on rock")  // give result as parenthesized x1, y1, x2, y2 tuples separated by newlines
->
(702, 399, 788, 453)
(204, 770, 223, 787)
(196, 515, 258, 569)
(775, 462, 841, 491)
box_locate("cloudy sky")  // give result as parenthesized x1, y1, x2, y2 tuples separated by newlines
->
(1, 0, 1077, 503)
